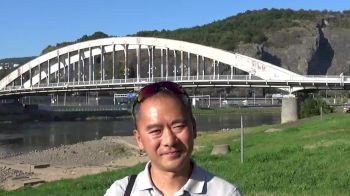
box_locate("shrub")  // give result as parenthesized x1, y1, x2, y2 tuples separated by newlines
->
(300, 96, 331, 118)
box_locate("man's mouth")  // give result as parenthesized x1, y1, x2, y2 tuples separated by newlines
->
(162, 150, 182, 157)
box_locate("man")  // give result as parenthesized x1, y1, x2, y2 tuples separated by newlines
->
(105, 81, 242, 196)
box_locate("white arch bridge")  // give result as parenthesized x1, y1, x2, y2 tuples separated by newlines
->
(1, 37, 349, 97)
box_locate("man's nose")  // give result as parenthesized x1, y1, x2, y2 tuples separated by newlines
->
(162, 127, 177, 147)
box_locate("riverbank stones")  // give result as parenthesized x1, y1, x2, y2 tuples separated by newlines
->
(211, 144, 231, 155)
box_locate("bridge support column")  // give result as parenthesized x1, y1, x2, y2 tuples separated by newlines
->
(281, 95, 298, 124)
(152, 46, 155, 80)
(112, 44, 115, 80)
(136, 45, 141, 82)
(124, 44, 129, 80)
(150, 46, 155, 81)
(82, 54, 85, 81)
(202, 56, 205, 79)
(68, 53, 71, 82)
(165, 48, 169, 80)
(47, 59, 51, 84)
(63, 55, 67, 82)
(187, 52, 191, 80)
(161, 49, 164, 79)
(147, 47, 151, 80)
(100, 46, 104, 81)
(57, 54, 61, 83)
(180, 51, 184, 80)
(173, 50, 177, 79)
(217, 61, 220, 79)
(38, 63, 41, 86)
(20, 71, 23, 87)
(78, 50, 81, 82)
(196, 55, 199, 80)
(212, 60, 216, 79)
(92, 55, 95, 81)
(89, 48, 92, 82)
(29, 66, 32, 87)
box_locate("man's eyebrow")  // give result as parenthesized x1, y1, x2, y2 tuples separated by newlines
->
(171, 118, 188, 125)
(144, 118, 188, 130)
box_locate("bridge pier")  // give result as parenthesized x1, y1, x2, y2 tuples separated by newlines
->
(281, 95, 298, 124)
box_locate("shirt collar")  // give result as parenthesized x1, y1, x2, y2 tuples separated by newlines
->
(181, 160, 206, 194)
(134, 160, 206, 194)
(134, 161, 154, 191)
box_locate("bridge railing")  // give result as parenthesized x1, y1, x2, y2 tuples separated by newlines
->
(168, 75, 263, 82)
(40, 104, 128, 112)
(295, 75, 346, 85)
(302, 75, 342, 80)
(1, 74, 349, 94)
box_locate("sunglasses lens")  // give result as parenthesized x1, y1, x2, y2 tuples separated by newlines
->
(161, 81, 184, 95)
(137, 83, 159, 102)
(136, 81, 187, 104)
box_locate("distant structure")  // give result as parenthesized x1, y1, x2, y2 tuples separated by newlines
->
(0, 37, 349, 124)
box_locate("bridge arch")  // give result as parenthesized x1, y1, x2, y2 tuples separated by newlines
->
(0, 37, 303, 91)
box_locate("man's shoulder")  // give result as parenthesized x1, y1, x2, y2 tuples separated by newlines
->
(104, 176, 129, 196)
(207, 174, 241, 194)
(195, 166, 242, 195)
(104, 162, 152, 196)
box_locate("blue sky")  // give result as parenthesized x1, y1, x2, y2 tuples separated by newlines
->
(1, 0, 349, 59)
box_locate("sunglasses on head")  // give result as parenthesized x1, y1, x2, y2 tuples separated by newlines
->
(133, 81, 189, 105)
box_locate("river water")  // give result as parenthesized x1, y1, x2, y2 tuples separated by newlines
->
(0, 112, 280, 156)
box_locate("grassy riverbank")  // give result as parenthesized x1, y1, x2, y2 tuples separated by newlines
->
(1, 113, 350, 195)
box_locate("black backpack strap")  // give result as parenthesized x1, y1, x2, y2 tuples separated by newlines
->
(124, 174, 137, 196)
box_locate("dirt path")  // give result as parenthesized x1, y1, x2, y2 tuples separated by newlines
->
(0, 136, 148, 191)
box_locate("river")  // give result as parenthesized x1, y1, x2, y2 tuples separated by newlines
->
(0, 112, 280, 156)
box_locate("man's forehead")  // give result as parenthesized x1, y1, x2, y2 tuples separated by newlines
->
(137, 94, 189, 120)
(139, 96, 186, 116)
(140, 92, 183, 108)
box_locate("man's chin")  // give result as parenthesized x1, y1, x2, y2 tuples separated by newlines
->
(160, 155, 190, 172)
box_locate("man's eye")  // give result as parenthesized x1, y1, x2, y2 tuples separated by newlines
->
(173, 124, 186, 131)
(149, 130, 161, 135)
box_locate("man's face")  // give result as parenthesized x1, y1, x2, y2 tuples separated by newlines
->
(134, 93, 196, 173)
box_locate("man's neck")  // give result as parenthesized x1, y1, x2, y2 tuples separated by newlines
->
(149, 161, 192, 196)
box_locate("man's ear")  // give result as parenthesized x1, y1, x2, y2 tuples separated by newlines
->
(191, 116, 197, 139)
(133, 129, 144, 150)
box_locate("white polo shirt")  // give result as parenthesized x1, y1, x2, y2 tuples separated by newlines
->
(105, 161, 242, 196)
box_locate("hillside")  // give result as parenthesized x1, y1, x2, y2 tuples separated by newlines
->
(2, 9, 350, 80)
(0, 57, 36, 65)
(135, 9, 350, 75)
(0, 56, 36, 79)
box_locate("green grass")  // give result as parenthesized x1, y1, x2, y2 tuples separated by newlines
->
(194, 113, 350, 195)
(0, 163, 146, 196)
(2, 113, 350, 195)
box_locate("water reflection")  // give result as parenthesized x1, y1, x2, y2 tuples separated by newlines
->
(0, 113, 280, 156)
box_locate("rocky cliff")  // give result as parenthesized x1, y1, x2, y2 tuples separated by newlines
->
(235, 19, 350, 75)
